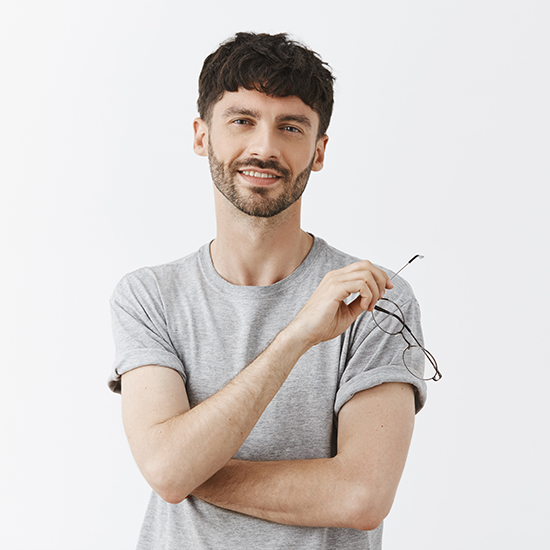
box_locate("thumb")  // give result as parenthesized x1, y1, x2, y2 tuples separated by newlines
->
(347, 293, 371, 320)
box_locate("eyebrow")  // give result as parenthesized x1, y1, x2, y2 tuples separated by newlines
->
(276, 114, 312, 129)
(222, 107, 261, 119)
(222, 107, 312, 129)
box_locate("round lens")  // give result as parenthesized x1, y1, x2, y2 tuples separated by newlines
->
(372, 299, 405, 335)
(403, 346, 439, 381)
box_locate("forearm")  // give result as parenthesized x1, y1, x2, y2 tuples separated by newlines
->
(123, 261, 394, 506)
(191, 457, 371, 530)
(191, 383, 415, 531)
(139, 327, 310, 502)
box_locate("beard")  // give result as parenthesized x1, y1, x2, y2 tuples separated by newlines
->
(207, 140, 314, 218)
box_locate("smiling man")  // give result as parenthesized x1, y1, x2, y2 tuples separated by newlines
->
(202, 90, 325, 219)
(109, 32, 428, 550)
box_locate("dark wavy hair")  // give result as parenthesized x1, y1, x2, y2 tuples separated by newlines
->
(197, 33, 335, 138)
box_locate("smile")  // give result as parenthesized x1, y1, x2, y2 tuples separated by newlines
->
(240, 170, 279, 179)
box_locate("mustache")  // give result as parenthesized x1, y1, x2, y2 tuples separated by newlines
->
(230, 158, 292, 179)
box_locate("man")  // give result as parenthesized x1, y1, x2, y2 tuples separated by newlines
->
(109, 32, 428, 549)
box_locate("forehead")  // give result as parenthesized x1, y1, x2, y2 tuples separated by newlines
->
(211, 88, 319, 130)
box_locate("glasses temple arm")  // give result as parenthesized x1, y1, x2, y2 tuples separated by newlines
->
(390, 254, 424, 281)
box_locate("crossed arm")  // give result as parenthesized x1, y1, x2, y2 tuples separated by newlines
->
(120, 261, 415, 531)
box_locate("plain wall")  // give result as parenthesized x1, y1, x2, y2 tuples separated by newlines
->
(1, 1, 549, 548)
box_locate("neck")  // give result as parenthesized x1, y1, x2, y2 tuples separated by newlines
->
(210, 193, 313, 286)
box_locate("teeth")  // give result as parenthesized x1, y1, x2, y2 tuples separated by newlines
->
(241, 170, 278, 178)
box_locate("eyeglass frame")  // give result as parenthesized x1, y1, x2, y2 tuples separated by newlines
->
(372, 297, 442, 382)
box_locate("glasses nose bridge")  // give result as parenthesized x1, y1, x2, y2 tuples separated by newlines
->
(400, 321, 424, 349)
(398, 329, 412, 348)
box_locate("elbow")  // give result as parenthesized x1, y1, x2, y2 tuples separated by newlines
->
(141, 458, 191, 505)
(156, 478, 189, 504)
(343, 487, 394, 532)
(159, 490, 188, 505)
(349, 511, 386, 532)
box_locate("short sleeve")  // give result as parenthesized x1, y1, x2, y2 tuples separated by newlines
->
(108, 269, 186, 394)
(335, 291, 428, 415)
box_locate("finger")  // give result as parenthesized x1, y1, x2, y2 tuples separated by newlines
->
(353, 279, 373, 310)
(347, 293, 371, 320)
(325, 270, 379, 311)
(345, 268, 382, 310)
(364, 263, 392, 296)
(346, 277, 378, 313)
(361, 272, 380, 311)
(345, 261, 393, 295)
(323, 262, 391, 308)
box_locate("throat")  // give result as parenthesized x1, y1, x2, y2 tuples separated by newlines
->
(209, 230, 313, 286)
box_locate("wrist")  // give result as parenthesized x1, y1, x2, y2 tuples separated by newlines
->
(281, 318, 316, 356)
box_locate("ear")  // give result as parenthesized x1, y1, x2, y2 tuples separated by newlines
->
(193, 118, 209, 157)
(311, 134, 329, 172)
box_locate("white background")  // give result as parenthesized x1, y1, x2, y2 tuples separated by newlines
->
(1, 1, 549, 548)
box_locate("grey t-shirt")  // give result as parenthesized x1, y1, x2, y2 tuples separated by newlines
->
(109, 236, 427, 549)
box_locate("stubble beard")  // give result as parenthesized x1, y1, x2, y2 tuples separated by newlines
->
(207, 140, 314, 218)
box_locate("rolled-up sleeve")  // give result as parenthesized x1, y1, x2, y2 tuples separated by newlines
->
(108, 269, 185, 394)
(335, 294, 428, 415)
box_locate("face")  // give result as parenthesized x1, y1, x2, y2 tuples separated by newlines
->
(194, 89, 328, 218)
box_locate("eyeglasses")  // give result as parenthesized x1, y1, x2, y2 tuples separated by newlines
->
(372, 255, 442, 382)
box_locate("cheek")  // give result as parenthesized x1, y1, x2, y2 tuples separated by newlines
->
(210, 137, 241, 163)
(287, 145, 315, 169)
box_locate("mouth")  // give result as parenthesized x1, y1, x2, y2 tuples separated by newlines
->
(237, 169, 282, 186)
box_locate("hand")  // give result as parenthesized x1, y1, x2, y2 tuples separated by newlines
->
(290, 261, 393, 348)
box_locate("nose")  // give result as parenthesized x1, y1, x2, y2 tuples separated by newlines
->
(246, 123, 281, 160)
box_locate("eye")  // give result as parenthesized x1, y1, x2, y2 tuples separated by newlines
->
(282, 125, 301, 134)
(232, 119, 252, 126)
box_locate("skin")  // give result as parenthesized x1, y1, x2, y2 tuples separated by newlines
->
(121, 88, 414, 531)
(194, 89, 329, 286)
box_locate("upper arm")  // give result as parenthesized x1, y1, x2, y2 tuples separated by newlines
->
(336, 382, 415, 528)
(121, 365, 190, 485)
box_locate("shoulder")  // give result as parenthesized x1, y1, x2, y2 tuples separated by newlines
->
(314, 237, 418, 304)
(379, 268, 417, 306)
(111, 247, 204, 304)
(309, 238, 363, 279)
